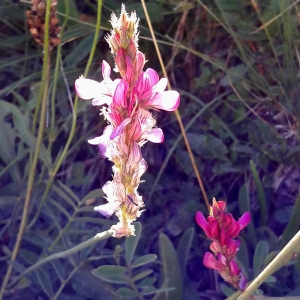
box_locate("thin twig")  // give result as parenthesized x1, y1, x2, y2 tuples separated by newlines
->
(140, 0, 210, 210)
(27, 0, 103, 229)
(226, 230, 300, 300)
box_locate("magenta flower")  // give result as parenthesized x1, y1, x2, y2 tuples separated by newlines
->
(196, 198, 250, 291)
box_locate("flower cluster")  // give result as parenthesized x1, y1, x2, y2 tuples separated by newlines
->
(75, 5, 180, 238)
(196, 198, 251, 290)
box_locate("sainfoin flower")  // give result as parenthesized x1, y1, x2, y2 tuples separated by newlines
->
(75, 5, 180, 238)
(196, 198, 250, 291)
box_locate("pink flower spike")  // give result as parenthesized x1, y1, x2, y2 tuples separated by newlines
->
(147, 90, 180, 111)
(145, 128, 164, 143)
(110, 118, 131, 140)
(203, 252, 222, 271)
(238, 212, 251, 231)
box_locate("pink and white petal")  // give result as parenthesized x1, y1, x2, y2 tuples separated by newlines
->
(110, 118, 131, 140)
(113, 80, 128, 107)
(152, 78, 168, 93)
(102, 60, 111, 80)
(203, 252, 222, 271)
(145, 68, 159, 86)
(92, 94, 112, 106)
(138, 159, 148, 177)
(145, 128, 164, 143)
(88, 136, 104, 145)
(131, 142, 142, 163)
(94, 202, 120, 217)
(75, 78, 104, 100)
(148, 90, 180, 111)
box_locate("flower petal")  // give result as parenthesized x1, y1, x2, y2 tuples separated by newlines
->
(92, 95, 112, 106)
(195, 211, 208, 230)
(238, 211, 251, 231)
(145, 68, 159, 86)
(102, 60, 111, 80)
(152, 78, 168, 93)
(145, 128, 164, 143)
(75, 78, 104, 100)
(94, 202, 120, 217)
(110, 118, 132, 140)
(88, 136, 103, 145)
(147, 90, 180, 111)
(113, 79, 128, 108)
(203, 252, 222, 271)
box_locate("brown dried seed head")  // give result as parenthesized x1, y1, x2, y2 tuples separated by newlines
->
(26, 0, 61, 49)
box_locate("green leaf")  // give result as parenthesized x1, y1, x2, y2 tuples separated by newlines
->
(140, 285, 157, 295)
(131, 254, 157, 268)
(0, 101, 52, 169)
(159, 233, 182, 300)
(115, 287, 137, 298)
(126, 222, 141, 265)
(92, 265, 128, 283)
(132, 270, 153, 282)
(136, 277, 156, 288)
(220, 283, 236, 297)
(220, 65, 247, 86)
(36, 268, 54, 298)
(177, 227, 194, 280)
(250, 160, 267, 226)
(236, 237, 249, 277)
(253, 240, 269, 277)
(280, 194, 300, 249)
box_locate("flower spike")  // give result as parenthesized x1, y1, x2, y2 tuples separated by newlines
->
(75, 5, 180, 238)
(196, 199, 250, 291)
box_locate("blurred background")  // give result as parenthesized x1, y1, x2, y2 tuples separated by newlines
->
(1, 0, 300, 299)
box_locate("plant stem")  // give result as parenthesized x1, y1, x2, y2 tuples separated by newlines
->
(7, 230, 114, 290)
(0, 1, 52, 298)
(226, 230, 300, 300)
(140, 0, 210, 210)
(27, 0, 103, 229)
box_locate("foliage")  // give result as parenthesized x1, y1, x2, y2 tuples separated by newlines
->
(1, 0, 300, 299)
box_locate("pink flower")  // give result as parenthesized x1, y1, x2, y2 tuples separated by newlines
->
(203, 252, 223, 272)
(94, 181, 125, 217)
(133, 69, 180, 111)
(75, 61, 116, 106)
(196, 198, 250, 291)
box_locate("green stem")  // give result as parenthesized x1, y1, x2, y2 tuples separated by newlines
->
(140, 0, 210, 209)
(0, 0, 52, 298)
(7, 230, 114, 290)
(27, 0, 103, 229)
(226, 230, 300, 300)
